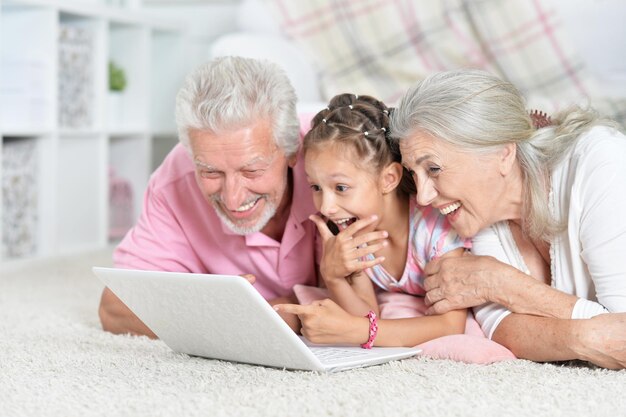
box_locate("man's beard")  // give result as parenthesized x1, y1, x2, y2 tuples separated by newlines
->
(210, 194, 277, 235)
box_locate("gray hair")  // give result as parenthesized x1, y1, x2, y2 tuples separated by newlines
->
(175, 56, 300, 157)
(391, 69, 610, 240)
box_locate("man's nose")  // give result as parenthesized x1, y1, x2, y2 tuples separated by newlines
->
(222, 176, 246, 210)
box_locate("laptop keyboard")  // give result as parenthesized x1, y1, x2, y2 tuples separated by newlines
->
(310, 347, 370, 362)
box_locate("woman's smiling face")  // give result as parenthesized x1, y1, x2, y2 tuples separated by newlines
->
(399, 130, 512, 239)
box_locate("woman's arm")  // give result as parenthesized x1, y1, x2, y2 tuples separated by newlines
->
(423, 222, 580, 319)
(423, 252, 578, 318)
(493, 312, 626, 369)
(274, 298, 466, 347)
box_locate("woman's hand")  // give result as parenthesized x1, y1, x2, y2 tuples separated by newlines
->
(576, 313, 626, 369)
(423, 253, 513, 315)
(274, 299, 368, 345)
(310, 214, 388, 285)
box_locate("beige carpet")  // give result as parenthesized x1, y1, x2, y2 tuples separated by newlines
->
(1, 247, 625, 417)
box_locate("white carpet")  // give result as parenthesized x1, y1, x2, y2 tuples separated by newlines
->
(1, 247, 625, 417)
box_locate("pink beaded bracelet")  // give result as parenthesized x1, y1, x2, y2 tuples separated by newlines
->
(360, 310, 378, 349)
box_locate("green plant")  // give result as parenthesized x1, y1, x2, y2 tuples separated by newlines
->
(109, 60, 127, 92)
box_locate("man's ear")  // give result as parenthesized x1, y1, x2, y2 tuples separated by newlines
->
(380, 162, 404, 194)
(499, 143, 517, 176)
(287, 152, 298, 168)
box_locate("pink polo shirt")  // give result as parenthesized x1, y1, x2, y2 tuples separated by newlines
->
(113, 140, 319, 300)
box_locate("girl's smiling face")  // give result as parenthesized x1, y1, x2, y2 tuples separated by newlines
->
(305, 144, 386, 233)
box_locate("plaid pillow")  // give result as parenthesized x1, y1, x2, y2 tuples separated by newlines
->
(264, 0, 626, 125)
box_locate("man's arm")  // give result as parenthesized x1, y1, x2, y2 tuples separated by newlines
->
(493, 312, 626, 369)
(98, 288, 157, 338)
(99, 286, 302, 336)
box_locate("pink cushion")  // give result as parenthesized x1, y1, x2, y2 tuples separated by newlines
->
(293, 285, 516, 364)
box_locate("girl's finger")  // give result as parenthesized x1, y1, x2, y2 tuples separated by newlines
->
(346, 230, 389, 249)
(355, 256, 386, 270)
(309, 214, 335, 241)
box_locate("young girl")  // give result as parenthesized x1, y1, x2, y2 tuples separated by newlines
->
(276, 94, 471, 348)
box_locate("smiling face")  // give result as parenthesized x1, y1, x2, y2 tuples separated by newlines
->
(189, 119, 295, 235)
(305, 144, 386, 232)
(399, 130, 521, 238)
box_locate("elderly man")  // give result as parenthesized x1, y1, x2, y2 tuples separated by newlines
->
(99, 57, 319, 337)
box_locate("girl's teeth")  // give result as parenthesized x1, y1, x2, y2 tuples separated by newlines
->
(440, 202, 461, 215)
(335, 217, 354, 230)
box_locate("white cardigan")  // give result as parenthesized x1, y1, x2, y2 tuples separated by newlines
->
(472, 126, 626, 339)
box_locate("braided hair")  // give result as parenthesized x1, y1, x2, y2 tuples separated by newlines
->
(303, 93, 416, 196)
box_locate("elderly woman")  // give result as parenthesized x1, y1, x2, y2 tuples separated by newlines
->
(390, 69, 626, 369)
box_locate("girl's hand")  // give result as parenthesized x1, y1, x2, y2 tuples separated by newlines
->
(274, 299, 368, 345)
(309, 214, 388, 284)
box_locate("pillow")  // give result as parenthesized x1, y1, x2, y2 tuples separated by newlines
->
(260, 0, 615, 114)
(293, 285, 516, 364)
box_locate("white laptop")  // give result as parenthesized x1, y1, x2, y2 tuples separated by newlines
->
(92, 267, 421, 372)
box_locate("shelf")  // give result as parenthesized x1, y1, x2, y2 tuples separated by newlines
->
(108, 128, 148, 136)
(108, 134, 150, 232)
(0, 1, 211, 263)
(55, 134, 107, 253)
(58, 12, 106, 130)
(0, 129, 54, 137)
(0, 4, 56, 131)
(1, 135, 53, 259)
(1, 136, 39, 259)
(107, 21, 149, 131)
(4, 0, 184, 30)
(150, 28, 185, 134)
(59, 128, 105, 136)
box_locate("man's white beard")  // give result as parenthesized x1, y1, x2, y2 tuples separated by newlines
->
(211, 196, 277, 235)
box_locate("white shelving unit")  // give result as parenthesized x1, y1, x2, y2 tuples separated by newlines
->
(0, 0, 199, 262)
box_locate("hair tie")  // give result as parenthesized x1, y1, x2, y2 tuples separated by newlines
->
(529, 109, 553, 129)
(348, 105, 353, 110)
(364, 131, 369, 136)
(382, 109, 389, 115)
(322, 118, 327, 123)
(381, 127, 387, 132)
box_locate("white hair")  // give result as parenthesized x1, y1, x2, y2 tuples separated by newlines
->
(391, 69, 612, 240)
(175, 56, 300, 157)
